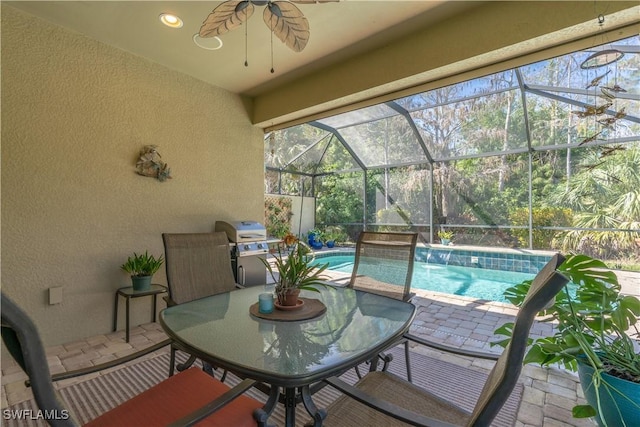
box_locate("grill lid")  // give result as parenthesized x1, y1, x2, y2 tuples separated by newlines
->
(215, 220, 267, 243)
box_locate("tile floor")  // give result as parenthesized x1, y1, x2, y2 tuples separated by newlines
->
(2, 287, 613, 427)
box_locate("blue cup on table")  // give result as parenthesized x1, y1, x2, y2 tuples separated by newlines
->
(258, 293, 274, 314)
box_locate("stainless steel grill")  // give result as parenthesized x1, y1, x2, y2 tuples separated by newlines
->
(215, 220, 268, 286)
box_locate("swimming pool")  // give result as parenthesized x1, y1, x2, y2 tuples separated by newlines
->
(311, 252, 537, 303)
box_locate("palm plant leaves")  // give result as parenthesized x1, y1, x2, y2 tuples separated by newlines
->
(262, 241, 329, 297)
(263, 2, 309, 52)
(549, 146, 640, 257)
(200, 0, 255, 37)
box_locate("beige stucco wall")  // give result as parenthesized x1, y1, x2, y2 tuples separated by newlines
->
(1, 5, 265, 345)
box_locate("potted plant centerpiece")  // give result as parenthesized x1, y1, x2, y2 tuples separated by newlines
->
(121, 251, 164, 291)
(437, 230, 454, 245)
(262, 237, 330, 309)
(493, 254, 640, 426)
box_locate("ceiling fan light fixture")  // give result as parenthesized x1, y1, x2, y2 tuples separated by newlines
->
(159, 13, 183, 29)
(193, 33, 223, 50)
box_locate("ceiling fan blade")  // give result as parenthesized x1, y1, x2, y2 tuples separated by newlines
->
(263, 1, 310, 52)
(199, 0, 255, 38)
(290, 0, 339, 3)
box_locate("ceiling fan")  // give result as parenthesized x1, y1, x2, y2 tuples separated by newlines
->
(199, 0, 336, 54)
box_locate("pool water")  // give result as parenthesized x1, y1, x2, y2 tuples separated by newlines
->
(312, 254, 535, 303)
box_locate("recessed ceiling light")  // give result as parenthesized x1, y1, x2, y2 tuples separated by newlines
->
(159, 13, 183, 29)
(193, 34, 223, 51)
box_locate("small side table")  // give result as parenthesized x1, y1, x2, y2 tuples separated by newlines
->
(113, 284, 167, 342)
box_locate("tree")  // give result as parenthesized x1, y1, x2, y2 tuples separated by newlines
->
(551, 145, 640, 260)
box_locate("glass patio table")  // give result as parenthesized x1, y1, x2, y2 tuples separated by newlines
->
(159, 284, 416, 427)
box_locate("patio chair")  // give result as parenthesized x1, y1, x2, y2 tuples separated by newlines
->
(162, 232, 240, 376)
(348, 231, 418, 302)
(348, 231, 418, 380)
(321, 253, 568, 426)
(1, 293, 266, 427)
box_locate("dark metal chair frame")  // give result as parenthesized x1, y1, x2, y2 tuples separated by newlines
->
(347, 231, 419, 380)
(0, 293, 264, 427)
(322, 253, 568, 426)
(162, 232, 241, 377)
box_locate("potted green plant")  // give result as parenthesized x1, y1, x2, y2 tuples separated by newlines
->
(262, 238, 330, 308)
(493, 254, 640, 426)
(437, 230, 454, 245)
(323, 226, 346, 248)
(120, 251, 164, 291)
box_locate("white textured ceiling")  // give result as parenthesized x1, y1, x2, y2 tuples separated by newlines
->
(6, 1, 475, 96)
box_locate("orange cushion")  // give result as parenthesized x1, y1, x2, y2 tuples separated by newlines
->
(85, 368, 261, 427)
